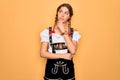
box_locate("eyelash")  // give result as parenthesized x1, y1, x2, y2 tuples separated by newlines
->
(58, 10, 69, 15)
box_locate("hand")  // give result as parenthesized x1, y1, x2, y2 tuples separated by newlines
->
(62, 53, 73, 60)
(57, 21, 65, 33)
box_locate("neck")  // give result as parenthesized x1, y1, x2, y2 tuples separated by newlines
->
(55, 22, 69, 30)
(63, 21, 69, 27)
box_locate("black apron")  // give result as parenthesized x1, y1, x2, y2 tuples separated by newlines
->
(44, 27, 75, 80)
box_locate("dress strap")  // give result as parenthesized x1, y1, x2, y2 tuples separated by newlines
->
(67, 28, 74, 53)
(49, 27, 55, 53)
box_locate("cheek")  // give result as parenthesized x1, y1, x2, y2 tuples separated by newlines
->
(65, 15, 70, 20)
(57, 13, 61, 18)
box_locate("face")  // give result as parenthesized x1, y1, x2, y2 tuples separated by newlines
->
(57, 6, 70, 23)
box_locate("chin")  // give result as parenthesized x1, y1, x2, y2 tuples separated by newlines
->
(61, 20, 67, 23)
(61, 20, 65, 23)
(58, 19, 67, 23)
(63, 21, 68, 23)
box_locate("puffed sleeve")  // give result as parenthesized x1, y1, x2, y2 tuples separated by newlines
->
(72, 31, 81, 43)
(40, 28, 49, 42)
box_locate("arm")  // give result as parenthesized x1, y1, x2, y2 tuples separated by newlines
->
(40, 42, 73, 60)
(57, 21, 79, 55)
(63, 33, 78, 55)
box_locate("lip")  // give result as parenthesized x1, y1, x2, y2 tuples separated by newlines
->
(59, 18, 64, 20)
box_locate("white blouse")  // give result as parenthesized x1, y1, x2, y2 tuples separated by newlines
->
(40, 28, 81, 54)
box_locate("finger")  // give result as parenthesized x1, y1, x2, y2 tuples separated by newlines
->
(58, 20, 63, 23)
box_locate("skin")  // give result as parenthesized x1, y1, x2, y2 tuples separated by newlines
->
(40, 6, 78, 60)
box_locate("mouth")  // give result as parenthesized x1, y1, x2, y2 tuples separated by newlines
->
(59, 18, 64, 21)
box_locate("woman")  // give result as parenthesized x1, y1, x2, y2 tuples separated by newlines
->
(40, 3, 81, 80)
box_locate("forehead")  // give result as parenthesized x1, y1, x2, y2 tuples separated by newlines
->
(59, 6, 69, 12)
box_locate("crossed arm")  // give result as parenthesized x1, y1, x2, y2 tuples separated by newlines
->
(40, 36, 78, 60)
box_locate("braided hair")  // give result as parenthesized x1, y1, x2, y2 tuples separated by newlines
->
(53, 3, 73, 33)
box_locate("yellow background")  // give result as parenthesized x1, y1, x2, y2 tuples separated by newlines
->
(0, 0, 120, 80)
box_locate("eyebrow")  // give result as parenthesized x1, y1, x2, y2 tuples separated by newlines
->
(59, 9, 69, 13)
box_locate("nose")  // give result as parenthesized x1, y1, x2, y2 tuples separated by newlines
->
(61, 12, 64, 17)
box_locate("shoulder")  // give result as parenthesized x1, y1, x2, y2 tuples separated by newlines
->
(40, 27, 50, 36)
(40, 27, 50, 42)
(73, 29, 80, 36)
(41, 27, 51, 33)
(72, 28, 82, 40)
(73, 29, 78, 32)
(41, 28, 48, 34)
(72, 28, 80, 34)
